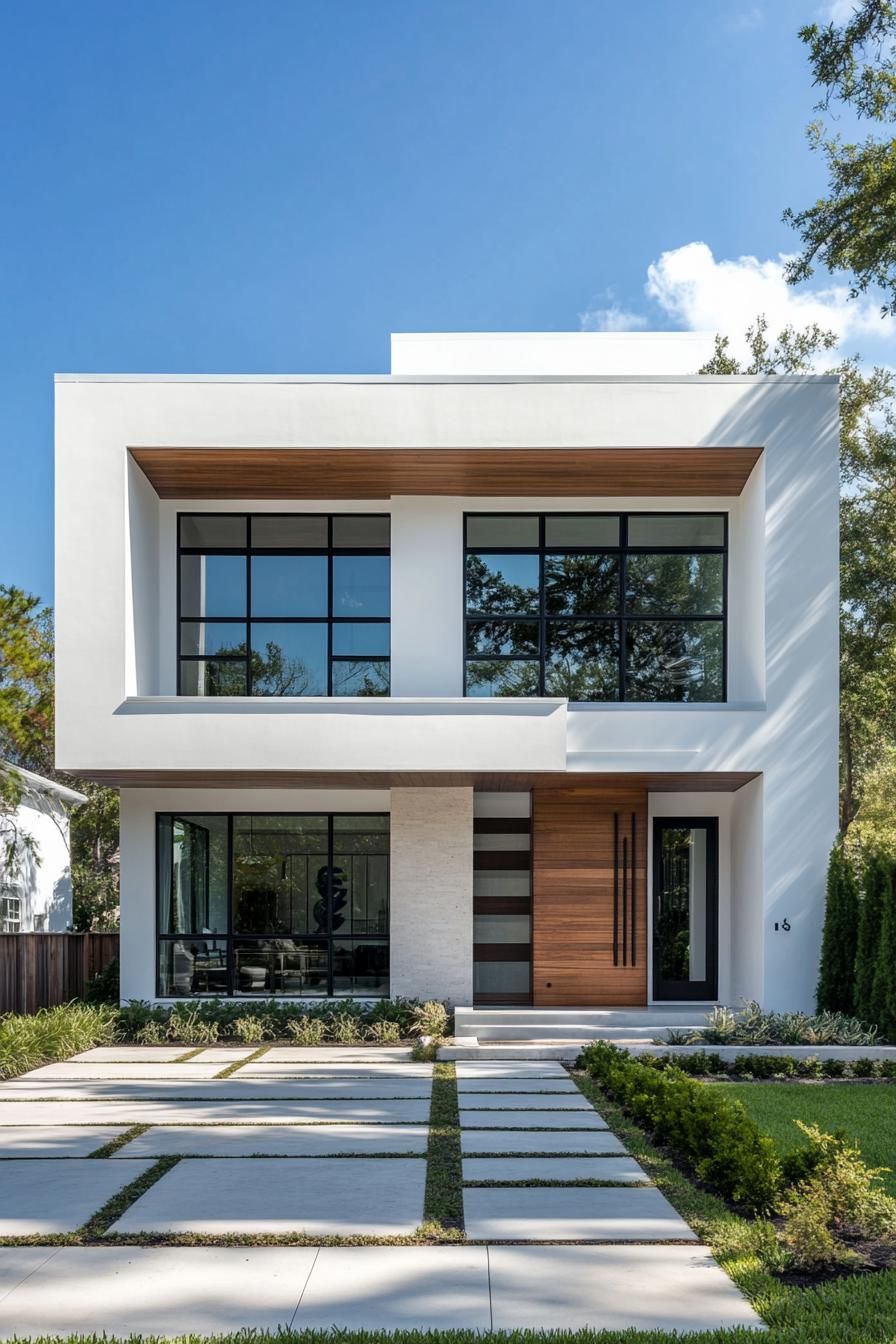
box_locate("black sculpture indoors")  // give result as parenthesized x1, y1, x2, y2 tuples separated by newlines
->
(313, 864, 348, 935)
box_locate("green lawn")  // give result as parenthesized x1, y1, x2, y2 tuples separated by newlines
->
(717, 1082, 896, 1195)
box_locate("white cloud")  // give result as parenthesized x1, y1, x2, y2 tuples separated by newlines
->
(579, 301, 647, 333)
(825, 0, 857, 23)
(644, 241, 895, 363)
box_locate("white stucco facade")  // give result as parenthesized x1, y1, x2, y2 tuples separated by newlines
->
(55, 333, 840, 1012)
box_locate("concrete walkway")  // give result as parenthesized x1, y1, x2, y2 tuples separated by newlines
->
(0, 1045, 764, 1336)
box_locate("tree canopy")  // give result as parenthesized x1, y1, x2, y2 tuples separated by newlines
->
(785, 0, 896, 312)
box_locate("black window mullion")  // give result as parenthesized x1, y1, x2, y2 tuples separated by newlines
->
(327, 815, 335, 996)
(538, 515, 546, 696)
(245, 542, 252, 694)
(620, 514, 628, 702)
(226, 814, 234, 996)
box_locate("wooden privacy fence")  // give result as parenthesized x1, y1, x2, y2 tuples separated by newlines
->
(0, 933, 119, 1014)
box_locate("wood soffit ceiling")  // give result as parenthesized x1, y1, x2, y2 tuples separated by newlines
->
(75, 769, 761, 791)
(129, 446, 763, 499)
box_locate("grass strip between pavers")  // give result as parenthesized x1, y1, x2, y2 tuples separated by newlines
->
(214, 1045, 270, 1077)
(420, 1060, 463, 1239)
(88, 1124, 150, 1158)
(175, 1048, 205, 1062)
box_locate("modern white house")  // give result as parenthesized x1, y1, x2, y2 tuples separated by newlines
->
(0, 763, 86, 932)
(53, 332, 840, 1015)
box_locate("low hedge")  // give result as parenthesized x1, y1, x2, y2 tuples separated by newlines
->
(116, 995, 451, 1044)
(579, 1040, 782, 1214)
(633, 1050, 896, 1081)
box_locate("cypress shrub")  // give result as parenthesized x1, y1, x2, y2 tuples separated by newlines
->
(816, 842, 858, 1013)
(855, 854, 890, 1025)
(871, 863, 896, 1042)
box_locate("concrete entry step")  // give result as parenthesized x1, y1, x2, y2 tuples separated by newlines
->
(455, 1006, 709, 1042)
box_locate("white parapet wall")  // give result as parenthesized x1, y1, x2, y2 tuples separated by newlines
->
(389, 786, 474, 1006)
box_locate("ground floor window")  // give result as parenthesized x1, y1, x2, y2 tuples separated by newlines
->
(156, 812, 389, 997)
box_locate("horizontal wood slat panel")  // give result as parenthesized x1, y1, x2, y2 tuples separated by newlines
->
(130, 446, 762, 499)
(533, 785, 648, 1007)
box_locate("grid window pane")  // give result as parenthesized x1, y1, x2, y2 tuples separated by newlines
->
(180, 515, 247, 549)
(180, 554, 246, 618)
(465, 515, 539, 548)
(251, 555, 327, 617)
(180, 622, 247, 657)
(159, 814, 230, 935)
(626, 621, 724, 702)
(332, 555, 390, 616)
(466, 554, 540, 615)
(232, 815, 328, 936)
(625, 553, 724, 616)
(466, 660, 540, 696)
(250, 623, 328, 696)
(544, 554, 619, 615)
(179, 660, 247, 696)
(545, 621, 620, 700)
(158, 938, 229, 996)
(627, 514, 725, 547)
(332, 516, 390, 548)
(545, 515, 620, 547)
(331, 660, 390, 696)
(466, 620, 539, 658)
(331, 623, 390, 656)
(332, 939, 389, 995)
(250, 516, 328, 548)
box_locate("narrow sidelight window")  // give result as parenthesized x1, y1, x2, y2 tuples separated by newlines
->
(463, 513, 726, 702)
(178, 514, 390, 696)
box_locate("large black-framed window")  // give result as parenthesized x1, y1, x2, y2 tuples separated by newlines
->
(178, 513, 390, 696)
(463, 512, 727, 702)
(156, 812, 389, 997)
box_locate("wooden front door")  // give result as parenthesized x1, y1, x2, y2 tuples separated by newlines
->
(532, 786, 648, 1006)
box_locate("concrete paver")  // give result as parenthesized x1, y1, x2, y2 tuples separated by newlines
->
(458, 1092, 591, 1110)
(455, 1061, 569, 1078)
(458, 1107, 607, 1129)
(461, 1129, 627, 1155)
(239, 1061, 433, 1078)
(0, 1246, 315, 1338)
(456, 1076, 580, 1094)
(0, 1160, 154, 1235)
(0, 1099, 431, 1125)
(14, 1062, 226, 1081)
(1, 1077, 430, 1099)
(0, 1248, 59, 1307)
(462, 1156, 650, 1183)
(114, 1123, 429, 1157)
(69, 1047, 187, 1062)
(109, 1157, 427, 1236)
(488, 1245, 764, 1332)
(464, 1186, 699, 1241)
(296, 1246, 490, 1331)
(0, 1126, 126, 1158)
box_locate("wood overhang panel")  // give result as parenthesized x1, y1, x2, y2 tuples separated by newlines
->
(129, 446, 762, 498)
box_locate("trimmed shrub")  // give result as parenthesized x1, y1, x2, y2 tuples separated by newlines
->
(816, 841, 859, 1014)
(580, 1041, 781, 1214)
(851, 1056, 879, 1078)
(733, 1054, 796, 1079)
(822, 1057, 847, 1078)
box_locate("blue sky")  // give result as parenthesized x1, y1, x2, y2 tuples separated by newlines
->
(2, 0, 893, 602)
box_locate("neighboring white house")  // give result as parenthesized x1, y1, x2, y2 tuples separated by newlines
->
(53, 332, 840, 1012)
(0, 764, 86, 932)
